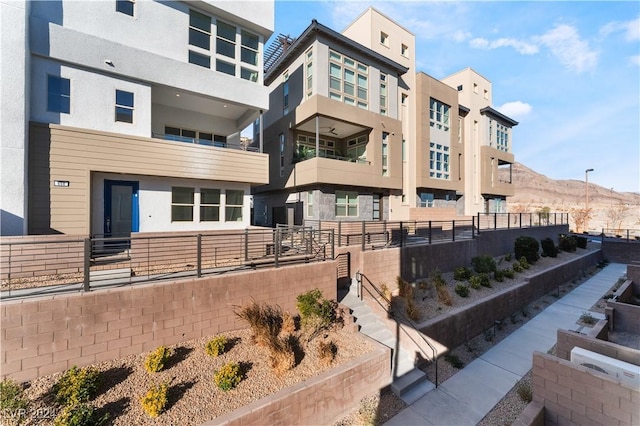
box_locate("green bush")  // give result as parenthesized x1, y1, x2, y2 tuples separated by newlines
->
(54, 366, 101, 406)
(540, 238, 558, 258)
(54, 403, 106, 426)
(513, 262, 524, 273)
(494, 269, 504, 282)
(558, 234, 577, 252)
(144, 346, 173, 373)
(502, 268, 515, 279)
(296, 289, 337, 338)
(214, 362, 242, 391)
(140, 382, 169, 418)
(519, 257, 530, 270)
(516, 382, 533, 403)
(514, 236, 539, 264)
(454, 283, 470, 297)
(469, 275, 482, 289)
(0, 379, 29, 424)
(504, 253, 512, 261)
(471, 255, 496, 273)
(444, 354, 464, 369)
(575, 236, 588, 249)
(479, 273, 491, 288)
(205, 336, 228, 357)
(453, 266, 473, 281)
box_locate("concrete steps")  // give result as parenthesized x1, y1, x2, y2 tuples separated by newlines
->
(341, 281, 434, 401)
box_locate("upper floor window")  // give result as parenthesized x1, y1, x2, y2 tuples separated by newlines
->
(484, 89, 489, 100)
(329, 50, 368, 109)
(241, 30, 258, 66)
(116, 0, 134, 16)
(429, 98, 450, 132)
(279, 133, 285, 177)
(47, 75, 70, 114)
(380, 74, 387, 115)
(457, 85, 463, 91)
(401, 44, 408, 57)
(496, 122, 509, 152)
(380, 32, 389, 46)
(115, 90, 134, 123)
(473, 83, 478, 93)
(382, 132, 389, 176)
(401, 93, 408, 106)
(429, 142, 450, 180)
(216, 21, 236, 59)
(305, 48, 313, 98)
(283, 72, 289, 115)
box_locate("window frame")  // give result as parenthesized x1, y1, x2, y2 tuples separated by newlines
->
(429, 98, 450, 132)
(116, 0, 135, 16)
(382, 132, 389, 176)
(429, 142, 450, 180)
(171, 187, 195, 222)
(225, 189, 244, 222)
(328, 50, 368, 109)
(335, 190, 358, 217)
(307, 191, 314, 217)
(115, 89, 134, 123)
(200, 188, 221, 222)
(47, 75, 71, 114)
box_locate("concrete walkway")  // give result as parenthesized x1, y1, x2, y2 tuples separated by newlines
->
(383, 263, 627, 426)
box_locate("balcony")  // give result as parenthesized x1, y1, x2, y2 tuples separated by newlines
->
(152, 132, 259, 152)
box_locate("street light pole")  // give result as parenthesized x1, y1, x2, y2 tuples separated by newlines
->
(585, 168, 594, 232)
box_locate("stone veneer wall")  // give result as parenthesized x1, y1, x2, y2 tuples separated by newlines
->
(205, 342, 391, 425)
(1, 261, 336, 382)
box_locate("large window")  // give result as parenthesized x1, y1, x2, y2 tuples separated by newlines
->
(429, 142, 450, 180)
(241, 30, 258, 66)
(305, 48, 313, 98)
(115, 90, 134, 123)
(116, 0, 134, 16)
(172, 187, 194, 221)
(225, 190, 244, 222)
(496, 122, 509, 152)
(47, 75, 70, 114)
(328, 50, 368, 109)
(380, 74, 387, 115)
(200, 188, 220, 222)
(347, 135, 367, 163)
(429, 98, 450, 132)
(335, 191, 358, 217)
(189, 10, 211, 67)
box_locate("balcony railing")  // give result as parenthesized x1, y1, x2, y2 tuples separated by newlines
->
(294, 151, 371, 165)
(152, 133, 259, 152)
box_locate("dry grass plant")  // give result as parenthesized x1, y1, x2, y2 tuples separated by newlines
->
(234, 300, 283, 347)
(268, 335, 296, 376)
(281, 311, 296, 335)
(318, 340, 338, 366)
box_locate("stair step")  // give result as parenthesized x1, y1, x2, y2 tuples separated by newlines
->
(359, 322, 386, 335)
(367, 328, 393, 342)
(390, 368, 428, 397)
(399, 379, 436, 405)
(355, 312, 378, 325)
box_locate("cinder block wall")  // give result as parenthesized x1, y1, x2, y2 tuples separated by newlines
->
(556, 329, 640, 366)
(1, 261, 336, 382)
(532, 351, 640, 426)
(207, 343, 391, 425)
(602, 240, 640, 264)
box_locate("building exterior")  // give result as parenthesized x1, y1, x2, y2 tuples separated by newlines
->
(0, 0, 274, 236)
(254, 8, 517, 226)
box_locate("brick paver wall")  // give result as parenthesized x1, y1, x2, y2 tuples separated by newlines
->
(556, 328, 640, 367)
(532, 351, 640, 426)
(1, 261, 336, 382)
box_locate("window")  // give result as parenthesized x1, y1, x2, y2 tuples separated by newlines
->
(419, 193, 434, 208)
(380, 32, 388, 46)
(47, 75, 70, 114)
(429, 98, 450, 132)
(429, 142, 450, 180)
(346, 135, 368, 163)
(283, 72, 289, 115)
(496, 122, 509, 152)
(216, 21, 236, 59)
(382, 132, 389, 176)
(296, 134, 335, 159)
(240, 30, 258, 66)
(200, 188, 220, 221)
(473, 83, 478, 93)
(457, 85, 463, 91)
(484, 89, 488, 100)
(241, 68, 258, 82)
(335, 191, 358, 217)
(402, 137, 406, 161)
(225, 190, 244, 221)
(115, 90, 134, 123)
(380, 74, 387, 115)
(172, 187, 194, 221)
(401, 93, 408, 105)
(279, 133, 285, 177)
(305, 48, 313, 98)
(216, 59, 235, 76)
(328, 50, 368, 109)
(458, 118, 462, 143)
(116, 0, 134, 16)
(401, 43, 408, 57)
(307, 191, 314, 217)
(164, 126, 225, 146)
(189, 10, 211, 67)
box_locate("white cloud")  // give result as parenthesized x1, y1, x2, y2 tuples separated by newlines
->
(470, 37, 538, 54)
(631, 55, 640, 67)
(600, 17, 640, 41)
(534, 24, 599, 73)
(497, 101, 532, 119)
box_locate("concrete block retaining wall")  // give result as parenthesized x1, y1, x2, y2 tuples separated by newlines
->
(0, 261, 336, 382)
(556, 328, 640, 366)
(532, 351, 640, 426)
(206, 342, 391, 425)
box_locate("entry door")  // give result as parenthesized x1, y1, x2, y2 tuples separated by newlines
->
(373, 194, 383, 221)
(104, 180, 139, 238)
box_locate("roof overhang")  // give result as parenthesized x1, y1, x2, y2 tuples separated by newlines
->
(480, 106, 519, 126)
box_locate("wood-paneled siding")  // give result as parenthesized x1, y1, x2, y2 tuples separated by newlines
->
(28, 123, 268, 235)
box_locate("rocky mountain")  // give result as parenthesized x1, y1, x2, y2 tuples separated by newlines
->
(506, 162, 640, 233)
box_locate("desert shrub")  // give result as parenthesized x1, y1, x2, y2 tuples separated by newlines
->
(406, 298, 421, 321)
(454, 266, 473, 281)
(516, 382, 533, 403)
(502, 268, 515, 279)
(140, 382, 169, 418)
(504, 253, 512, 261)
(454, 283, 469, 298)
(281, 311, 296, 335)
(540, 238, 558, 258)
(575, 236, 588, 249)
(435, 284, 452, 306)
(268, 335, 296, 376)
(296, 289, 337, 339)
(54, 403, 106, 426)
(494, 269, 504, 282)
(514, 236, 539, 264)
(469, 275, 482, 290)
(519, 257, 530, 270)
(1, 379, 29, 424)
(205, 336, 227, 357)
(430, 269, 447, 288)
(54, 366, 101, 406)
(580, 312, 596, 325)
(559, 234, 577, 252)
(512, 262, 523, 273)
(318, 340, 337, 366)
(379, 283, 393, 306)
(234, 300, 282, 346)
(471, 255, 496, 273)
(444, 353, 464, 369)
(214, 362, 242, 391)
(144, 346, 173, 373)
(396, 276, 413, 299)
(475, 273, 491, 288)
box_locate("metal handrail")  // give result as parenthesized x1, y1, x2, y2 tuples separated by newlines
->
(356, 271, 439, 388)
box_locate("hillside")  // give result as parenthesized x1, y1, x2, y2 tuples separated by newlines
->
(506, 162, 640, 233)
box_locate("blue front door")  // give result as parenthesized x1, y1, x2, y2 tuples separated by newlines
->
(104, 180, 139, 238)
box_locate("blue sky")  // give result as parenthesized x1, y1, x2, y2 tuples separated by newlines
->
(267, 1, 640, 193)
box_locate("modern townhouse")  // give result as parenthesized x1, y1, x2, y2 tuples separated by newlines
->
(252, 18, 408, 226)
(0, 0, 274, 237)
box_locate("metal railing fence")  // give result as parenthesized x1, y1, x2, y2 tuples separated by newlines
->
(476, 212, 569, 230)
(599, 228, 640, 242)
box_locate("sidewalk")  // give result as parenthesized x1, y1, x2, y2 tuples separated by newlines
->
(383, 263, 627, 426)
